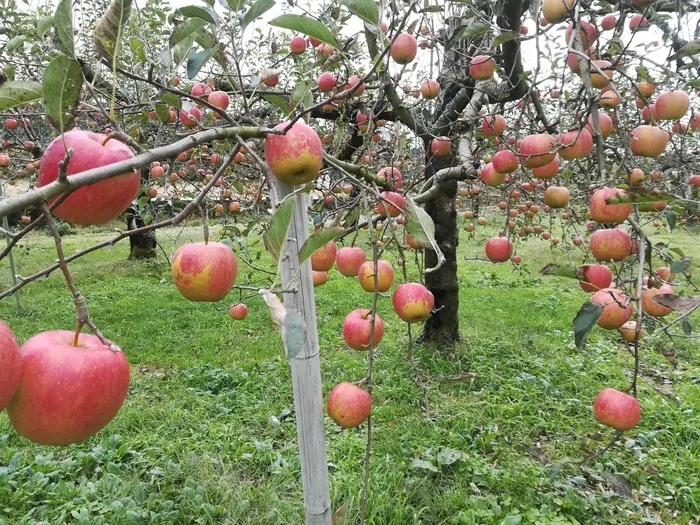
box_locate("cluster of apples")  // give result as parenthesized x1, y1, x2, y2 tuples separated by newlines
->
(147, 82, 231, 126)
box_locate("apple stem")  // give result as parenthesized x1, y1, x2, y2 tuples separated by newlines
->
(73, 321, 84, 347)
(57, 147, 73, 182)
(100, 132, 117, 146)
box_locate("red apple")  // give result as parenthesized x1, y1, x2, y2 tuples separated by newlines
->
(310, 241, 338, 272)
(264, 121, 323, 185)
(629, 14, 650, 30)
(519, 133, 555, 168)
(480, 162, 506, 186)
(481, 114, 506, 137)
(593, 388, 641, 431)
(579, 264, 613, 292)
(531, 156, 560, 179)
(7, 330, 130, 446)
(336, 246, 367, 277)
(376, 191, 405, 217)
(558, 128, 593, 160)
(492, 149, 520, 174)
(469, 55, 495, 80)
(229, 303, 248, 320)
(0, 321, 20, 412)
(586, 112, 613, 140)
(392, 283, 434, 323)
(544, 186, 570, 208)
(327, 382, 371, 428)
(601, 14, 617, 31)
(376, 166, 403, 190)
(344, 75, 366, 96)
(630, 125, 670, 157)
(628, 168, 645, 185)
(589, 188, 632, 224)
(391, 33, 418, 64)
(208, 90, 229, 111)
(485, 237, 513, 263)
(689, 175, 700, 187)
(191, 82, 212, 98)
(542, 0, 575, 23)
(654, 90, 690, 120)
(619, 321, 642, 343)
(313, 270, 329, 287)
(599, 90, 620, 108)
(171, 242, 237, 301)
(591, 288, 633, 329)
(289, 36, 307, 54)
(430, 136, 451, 156)
(641, 284, 674, 317)
(317, 72, 336, 92)
(37, 130, 139, 225)
(358, 260, 394, 292)
(565, 21, 598, 49)
(590, 228, 631, 262)
(421, 79, 440, 99)
(637, 81, 655, 98)
(590, 60, 613, 89)
(656, 267, 673, 282)
(343, 308, 384, 350)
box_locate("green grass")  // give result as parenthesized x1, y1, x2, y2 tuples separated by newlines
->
(0, 220, 698, 525)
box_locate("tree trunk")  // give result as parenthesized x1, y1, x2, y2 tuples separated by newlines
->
(423, 149, 460, 345)
(126, 207, 156, 259)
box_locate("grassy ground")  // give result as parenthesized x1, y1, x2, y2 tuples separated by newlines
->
(0, 219, 698, 525)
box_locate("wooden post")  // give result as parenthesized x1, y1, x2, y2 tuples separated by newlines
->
(268, 178, 332, 525)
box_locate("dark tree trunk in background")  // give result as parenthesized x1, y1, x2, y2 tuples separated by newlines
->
(423, 150, 460, 344)
(126, 207, 156, 259)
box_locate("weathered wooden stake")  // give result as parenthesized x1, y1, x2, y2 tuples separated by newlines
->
(268, 178, 332, 525)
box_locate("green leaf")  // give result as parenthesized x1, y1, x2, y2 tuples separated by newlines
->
(501, 516, 522, 525)
(404, 197, 445, 273)
(0, 81, 43, 112)
(341, 0, 379, 26)
(299, 227, 345, 263)
(170, 18, 207, 48)
(289, 79, 313, 111)
(172, 34, 196, 67)
(6, 35, 27, 53)
(421, 5, 443, 12)
(668, 40, 700, 61)
(261, 93, 291, 115)
(130, 38, 146, 63)
(670, 256, 691, 274)
(682, 318, 692, 336)
(43, 55, 83, 133)
(454, 23, 488, 41)
(635, 66, 654, 84)
(177, 6, 219, 23)
(187, 45, 223, 80)
(37, 15, 55, 39)
(154, 103, 171, 123)
(539, 263, 581, 280)
(94, 0, 133, 62)
(269, 14, 340, 49)
(666, 210, 677, 231)
(264, 198, 296, 262)
(573, 301, 603, 350)
(4, 65, 15, 82)
(225, 0, 247, 10)
(54, 0, 75, 58)
(411, 458, 438, 472)
(158, 91, 181, 109)
(243, 0, 276, 31)
(284, 307, 307, 359)
(436, 448, 462, 466)
(492, 30, 520, 48)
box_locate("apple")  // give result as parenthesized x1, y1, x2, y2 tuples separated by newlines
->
(558, 128, 593, 160)
(690, 113, 700, 131)
(229, 303, 248, 320)
(7, 330, 130, 446)
(637, 81, 655, 98)
(590, 228, 631, 262)
(430, 136, 451, 156)
(310, 241, 338, 272)
(642, 284, 674, 317)
(629, 14, 650, 30)
(585, 112, 613, 140)
(619, 321, 642, 343)
(601, 14, 617, 31)
(469, 55, 495, 80)
(208, 91, 229, 111)
(37, 130, 139, 225)
(599, 90, 620, 108)
(336, 246, 367, 277)
(519, 133, 555, 168)
(5, 118, 18, 130)
(593, 388, 641, 431)
(376, 166, 402, 190)
(591, 288, 633, 329)
(290, 36, 307, 54)
(565, 21, 597, 49)
(544, 186, 570, 208)
(259, 69, 279, 87)
(312, 270, 329, 287)
(531, 156, 560, 179)
(654, 90, 690, 120)
(0, 154, 10, 168)
(191, 82, 212, 98)
(579, 264, 613, 292)
(344, 75, 366, 96)
(264, 121, 323, 185)
(0, 321, 20, 412)
(589, 188, 632, 224)
(421, 79, 440, 99)
(542, 0, 575, 23)
(656, 267, 673, 282)
(641, 103, 657, 123)
(317, 72, 336, 92)
(392, 283, 434, 323)
(358, 260, 394, 292)
(492, 149, 520, 174)
(485, 237, 513, 263)
(343, 308, 384, 350)
(689, 175, 700, 187)
(628, 168, 645, 185)
(327, 382, 371, 428)
(630, 125, 670, 157)
(316, 43, 334, 56)
(590, 60, 614, 89)
(482, 114, 506, 136)
(390, 33, 418, 64)
(376, 191, 405, 217)
(171, 242, 237, 301)
(478, 163, 505, 186)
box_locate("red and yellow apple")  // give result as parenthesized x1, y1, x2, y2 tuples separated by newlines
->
(327, 382, 371, 428)
(591, 288, 633, 329)
(589, 228, 631, 262)
(358, 260, 394, 292)
(264, 121, 324, 185)
(171, 242, 238, 301)
(593, 388, 641, 431)
(0, 321, 20, 412)
(310, 241, 338, 272)
(392, 283, 434, 323)
(343, 308, 384, 350)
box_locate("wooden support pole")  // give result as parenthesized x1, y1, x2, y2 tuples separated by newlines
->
(268, 178, 332, 525)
